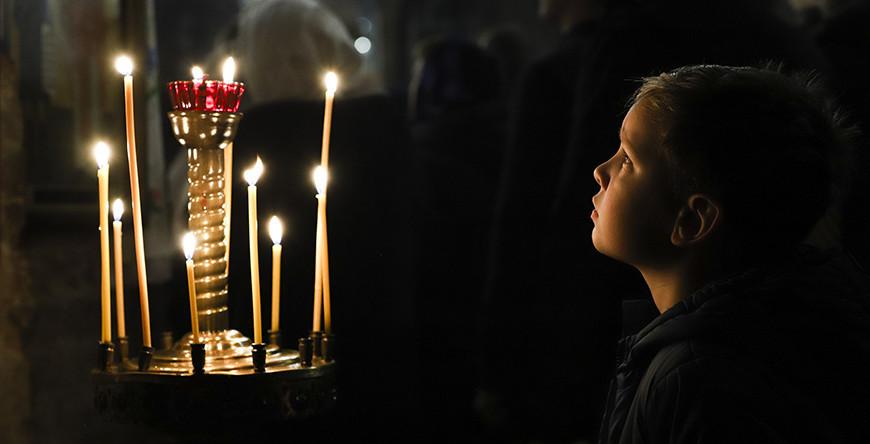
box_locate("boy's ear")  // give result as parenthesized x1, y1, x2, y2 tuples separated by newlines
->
(671, 194, 722, 247)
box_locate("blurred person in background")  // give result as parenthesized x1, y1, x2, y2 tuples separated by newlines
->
(407, 35, 506, 439)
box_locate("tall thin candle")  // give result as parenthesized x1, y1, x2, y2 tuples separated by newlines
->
(244, 158, 265, 344)
(320, 72, 338, 167)
(222, 57, 236, 273)
(269, 216, 283, 332)
(319, 73, 337, 333)
(115, 55, 152, 348)
(322, 214, 332, 333)
(183, 233, 201, 343)
(312, 167, 328, 332)
(95, 142, 112, 343)
(112, 199, 126, 339)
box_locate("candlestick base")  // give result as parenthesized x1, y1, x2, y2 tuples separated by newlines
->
(138, 346, 154, 371)
(298, 337, 312, 367)
(135, 329, 296, 374)
(160, 331, 174, 351)
(115, 336, 129, 363)
(92, 360, 337, 432)
(190, 343, 206, 375)
(310, 331, 323, 359)
(321, 334, 335, 362)
(98, 342, 115, 371)
(269, 329, 282, 347)
(252, 343, 267, 372)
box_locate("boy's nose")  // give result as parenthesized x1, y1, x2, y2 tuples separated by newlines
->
(593, 163, 607, 188)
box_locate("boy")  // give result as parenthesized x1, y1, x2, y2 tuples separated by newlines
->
(592, 65, 870, 443)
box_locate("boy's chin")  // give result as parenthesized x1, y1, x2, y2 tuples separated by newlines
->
(591, 230, 624, 263)
(591, 229, 607, 255)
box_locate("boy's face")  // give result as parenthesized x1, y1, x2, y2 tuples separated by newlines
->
(591, 101, 677, 267)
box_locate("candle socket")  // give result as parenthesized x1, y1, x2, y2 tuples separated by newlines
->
(97, 342, 115, 372)
(321, 333, 335, 362)
(252, 343, 267, 372)
(310, 331, 323, 358)
(116, 336, 129, 363)
(190, 343, 206, 375)
(138, 346, 154, 371)
(298, 337, 313, 367)
(160, 331, 174, 351)
(268, 329, 282, 348)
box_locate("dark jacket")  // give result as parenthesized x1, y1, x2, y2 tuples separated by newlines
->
(599, 248, 870, 443)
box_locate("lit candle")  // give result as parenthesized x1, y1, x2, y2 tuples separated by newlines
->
(322, 207, 332, 333)
(311, 166, 328, 332)
(268, 216, 283, 333)
(224, 143, 234, 272)
(244, 157, 265, 344)
(112, 199, 126, 339)
(321, 72, 338, 168)
(183, 232, 201, 343)
(319, 73, 337, 333)
(222, 57, 236, 83)
(94, 142, 112, 344)
(222, 57, 236, 272)
(192, 65, 204, 83)
(115, 55, 152, 348)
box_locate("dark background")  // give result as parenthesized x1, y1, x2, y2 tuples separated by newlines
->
(1, 0, 866, 443)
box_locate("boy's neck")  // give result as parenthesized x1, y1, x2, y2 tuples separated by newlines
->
(639, 258, 729, 313)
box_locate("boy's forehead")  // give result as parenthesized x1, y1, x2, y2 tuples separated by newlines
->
(622, 102, 663, 158)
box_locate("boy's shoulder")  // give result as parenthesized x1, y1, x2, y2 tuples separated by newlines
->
(628, 339, 833, 442)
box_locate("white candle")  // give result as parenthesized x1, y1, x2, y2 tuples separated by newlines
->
(244, 157, 264, 344)
(112, 199, 126, 339)
(311, 166, 328, 332)
(222, 57, 236, 272)
(115, 55, 152, 348)
(321, 72, 338, 168)
(322, 210, 332, 333)
(95, 142, 112, 343)
(183, 232, 201, 343)
(319, 73, 337, 333)
(223, 142, 233, 273)
(268, 216, 283, 332)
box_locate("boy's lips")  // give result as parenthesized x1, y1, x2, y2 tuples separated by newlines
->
(591, 208, 599, 221)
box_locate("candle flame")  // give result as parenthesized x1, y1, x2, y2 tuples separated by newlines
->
(191, 65, 204, 82)
(313, 166, 328, 194)
(112, 199, 124, 221)
(114, 55, 133, 76)
(268, 216, 283, 245)
(324, 71, 338, 93)
(243, 156, 264, 186)
(182, 232, 197, 261)
(93, 141, 110, 169)
(222, 57, 236, 83)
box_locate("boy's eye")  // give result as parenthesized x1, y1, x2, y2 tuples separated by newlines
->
(621, 154, 631, 168)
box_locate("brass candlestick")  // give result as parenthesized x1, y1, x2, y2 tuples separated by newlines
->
(147, 111, 297, 373)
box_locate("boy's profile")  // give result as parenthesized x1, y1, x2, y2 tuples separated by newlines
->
(592, 65, 870, 443)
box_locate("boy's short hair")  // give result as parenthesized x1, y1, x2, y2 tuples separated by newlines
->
(631, 64, 854, 260)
